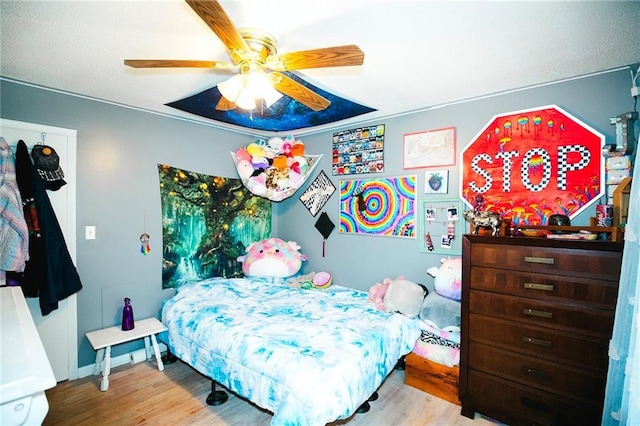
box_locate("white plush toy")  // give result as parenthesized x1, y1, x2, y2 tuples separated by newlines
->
(383, 276, 428, 319)
(427, 257, 462, 302)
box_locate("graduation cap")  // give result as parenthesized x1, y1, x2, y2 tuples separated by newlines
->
(314, 212, 335, 257)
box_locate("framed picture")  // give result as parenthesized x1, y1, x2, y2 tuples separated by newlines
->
(339, 175, 416, 238)
(403, 127, 456, 169)
(424, 170, 449, 194)
(332, 124, 385, 175)
(299, 170, 336, 216)
(419, 197, 463, 254)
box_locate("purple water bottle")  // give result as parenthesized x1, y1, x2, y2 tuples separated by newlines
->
(122, 298, 135, 331)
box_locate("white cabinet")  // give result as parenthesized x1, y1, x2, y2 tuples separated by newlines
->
(1, 287, 56, 425)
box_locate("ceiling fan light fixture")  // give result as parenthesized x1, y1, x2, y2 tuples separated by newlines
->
(262, 85, 283, 108)
(246, 71, 282, 107)
(125, 0, 364, 114)
(218, 74, 244, 103)
(235, 85, 257, 110)
(218, 70, 282, 110)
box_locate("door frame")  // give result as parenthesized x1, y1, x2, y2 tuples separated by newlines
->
(0, 118, 78, 380)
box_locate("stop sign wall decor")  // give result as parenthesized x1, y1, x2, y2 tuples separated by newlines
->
(460, 105, 604, 226)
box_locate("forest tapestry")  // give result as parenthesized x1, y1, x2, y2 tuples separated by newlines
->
(158, 164, 272, 289)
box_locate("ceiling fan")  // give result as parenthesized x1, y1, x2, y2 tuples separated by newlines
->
(124, 0, 364, 112)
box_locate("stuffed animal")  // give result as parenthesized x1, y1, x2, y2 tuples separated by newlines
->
(311, 271, 332, 289)
(419, 292, 461, 329)
(427, 257, 462, 302)
(237, 237, 308, 278)
(246, 142, 266, 158)
(285, 271, 332, 290)
(367, 278, 391, 311)
(383, 277, 428, 319)
(285, 272, 316, 289)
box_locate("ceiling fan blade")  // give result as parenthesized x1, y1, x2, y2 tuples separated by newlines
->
(124, 59, 235, 70)
(185, 0, 250, 55)
(215, 96, 237, 111)
(266, 45, 364, 71)
(268, 72, 330, 111)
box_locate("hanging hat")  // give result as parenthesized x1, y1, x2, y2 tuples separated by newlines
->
(314, 212, 335, 257)
(31, 145, 66, 190)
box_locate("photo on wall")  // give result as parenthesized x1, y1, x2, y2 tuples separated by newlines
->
(419, 197, 463, 255)
(339, 175, 416, 238)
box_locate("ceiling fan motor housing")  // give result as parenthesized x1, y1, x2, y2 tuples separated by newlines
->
(234, 28, 277, 63)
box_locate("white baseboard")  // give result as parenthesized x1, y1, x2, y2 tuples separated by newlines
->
(77, 342, 168, 379)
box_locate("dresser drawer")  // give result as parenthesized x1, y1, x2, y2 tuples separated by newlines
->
(469, 267, 618, 309)
(469, 243, 622, 281)
(469, 290, 614, 338)
(469, 343, 606, 404)
(466, 370, 603, 426)
(469, 314, 609, 370)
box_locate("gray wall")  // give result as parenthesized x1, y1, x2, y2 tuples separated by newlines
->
(1, 81, 252, 366)
(281, 68, 637, 289)
(1, 66, 636, 368)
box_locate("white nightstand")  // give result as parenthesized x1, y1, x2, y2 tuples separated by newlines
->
(86, 317, 167, 391)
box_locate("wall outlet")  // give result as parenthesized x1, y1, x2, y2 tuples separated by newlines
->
(85, 226, 96, 240)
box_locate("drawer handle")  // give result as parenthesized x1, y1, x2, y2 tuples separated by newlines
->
(523, 366, 552, 379)
(524, 256, 555, 265)
(524, 282, 554, 292)
(522, 336, 552, 347)
(522, 308, 553, 319)
(521, 397, 552, 412)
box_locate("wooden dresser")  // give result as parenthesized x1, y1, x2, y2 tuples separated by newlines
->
(460, 235, 623, 426)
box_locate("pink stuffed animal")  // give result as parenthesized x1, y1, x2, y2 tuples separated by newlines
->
(237, 237, 307, 278)
(368, 278, 391, 311)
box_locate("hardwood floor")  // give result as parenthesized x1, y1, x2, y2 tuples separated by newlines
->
(44, 359, 499, 426)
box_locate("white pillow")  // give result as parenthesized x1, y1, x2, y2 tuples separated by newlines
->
(383, 279, 427, 319)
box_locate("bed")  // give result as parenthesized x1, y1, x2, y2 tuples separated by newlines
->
(160, 276, 422, 426)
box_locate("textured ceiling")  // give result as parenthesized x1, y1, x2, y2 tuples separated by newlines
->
(1, 0, 639, 136)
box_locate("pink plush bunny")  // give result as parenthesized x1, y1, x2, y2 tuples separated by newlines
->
(367, 278, 391, 311)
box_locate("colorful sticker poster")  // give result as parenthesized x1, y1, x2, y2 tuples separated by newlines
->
(460, 105, 605, 226)
(339, 175, 416, 238)
(299, 170, 336, 217)
(332, 124, 385, 175)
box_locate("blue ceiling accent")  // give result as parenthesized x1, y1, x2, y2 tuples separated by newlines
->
(165, 72, 376, 133)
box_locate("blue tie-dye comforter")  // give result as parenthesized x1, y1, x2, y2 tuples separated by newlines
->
(161, 277, 422, 426)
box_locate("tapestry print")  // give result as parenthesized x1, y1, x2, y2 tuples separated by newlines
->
(158, 164, 271, 289)
(460, 105, 604, 225)
(339, 175, 416, 238)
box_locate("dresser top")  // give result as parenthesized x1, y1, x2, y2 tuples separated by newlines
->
(463, 234, 623, 252)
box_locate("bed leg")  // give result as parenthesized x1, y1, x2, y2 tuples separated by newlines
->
(356, 391, 379, 414)
(161, 348, 177, 365)
(206, 381, 229, 406)
(356, 401, 371, 413)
